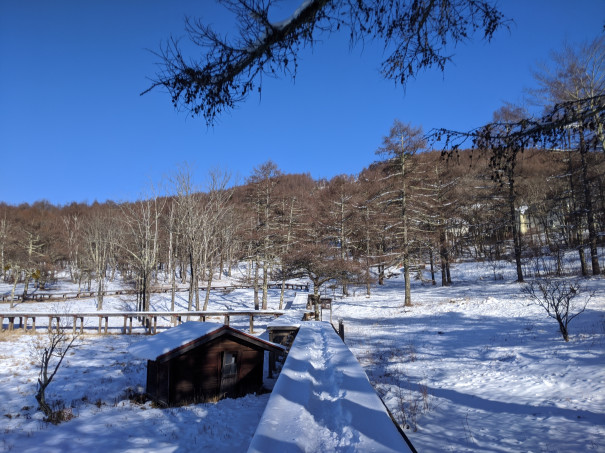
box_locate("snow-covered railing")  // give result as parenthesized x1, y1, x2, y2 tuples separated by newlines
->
(248, 322, 414, 452)
(0, 310, 285, 335)
(0, 283, 309, 303)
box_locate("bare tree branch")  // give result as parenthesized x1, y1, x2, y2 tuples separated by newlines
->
(142, 0, 507, 125)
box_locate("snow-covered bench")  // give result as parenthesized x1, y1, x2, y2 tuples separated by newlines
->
(248, 322, 413, 452)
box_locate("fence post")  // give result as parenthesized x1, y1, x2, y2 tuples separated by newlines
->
(338, 319, 345, 341)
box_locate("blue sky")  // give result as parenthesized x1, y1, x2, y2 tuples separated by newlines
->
(1, 0, 603, 206)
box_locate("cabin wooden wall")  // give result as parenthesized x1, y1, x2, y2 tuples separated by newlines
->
(146, 336, 265, 406)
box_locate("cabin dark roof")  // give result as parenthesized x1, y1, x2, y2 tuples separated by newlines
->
(130, 321, 285, 362)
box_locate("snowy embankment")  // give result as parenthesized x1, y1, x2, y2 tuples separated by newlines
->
(1, 259, 604, 452)
(249, 322, 410, 453)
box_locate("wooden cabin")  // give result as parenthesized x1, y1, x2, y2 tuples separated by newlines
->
(129, 322, 285, 406)
(266, 310, 305, 349)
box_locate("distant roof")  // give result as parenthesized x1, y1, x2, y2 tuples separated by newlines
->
(129, 321, 285, 361)
(129, 322, 225, 361)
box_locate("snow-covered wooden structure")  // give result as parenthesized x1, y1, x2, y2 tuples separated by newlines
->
(265, 310, 305, 349)
(248, 322, 414, 452)
(129, 322, 284, 406)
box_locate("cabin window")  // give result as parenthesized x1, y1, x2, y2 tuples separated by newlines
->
(222, 352, 238, 377)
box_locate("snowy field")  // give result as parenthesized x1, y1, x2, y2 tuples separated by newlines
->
(1, 259, 604, 452)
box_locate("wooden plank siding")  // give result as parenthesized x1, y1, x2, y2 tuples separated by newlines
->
(139, 324, 285, 406)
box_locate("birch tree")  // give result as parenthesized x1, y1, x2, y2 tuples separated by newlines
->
(82, 205, 116, 310)
(119, 191, 166, 312)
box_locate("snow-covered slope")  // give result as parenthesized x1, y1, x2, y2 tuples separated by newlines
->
(0, 259, 604, 452)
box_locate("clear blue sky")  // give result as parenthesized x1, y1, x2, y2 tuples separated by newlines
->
(1, 0, 603, 206)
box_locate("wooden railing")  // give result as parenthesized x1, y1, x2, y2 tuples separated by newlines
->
(0, 310, 288, 335)
(0, 283, 309, 303)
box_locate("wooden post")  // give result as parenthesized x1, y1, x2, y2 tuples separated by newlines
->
(249, 314, 254, 333)
(153, 316, 157, 334)
(9, 316, 15, 331)
(0, 315, 3, 331)
(104, 316, 108, 334)
(73, 316, 77, 335)
(224, 315, 230, 326)
(32, 316, 36, 331)
(48, 316, 53, 333)
(79, 317, 84, 334)
(268, 351, 274, 378)
(123, 316, 127, 334)
(98, 316, 102, 334)
(338, 319, 345, 342)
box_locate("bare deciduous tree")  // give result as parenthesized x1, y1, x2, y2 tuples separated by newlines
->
(119, 189, 166, 313)
(32, 323, 79, 422)
(248, 161, 281, 310)
(522, 278, 592, 342)
(82, 206, 115, 310)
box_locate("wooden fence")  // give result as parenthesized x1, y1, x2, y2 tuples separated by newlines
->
(0, 283, 309, 303)
(0, 310, 288, 335)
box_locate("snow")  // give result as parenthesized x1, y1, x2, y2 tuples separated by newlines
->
(270, 0, 313, 31)
(266, 311, 305, 328)
(129, 321, 224, 361)
(249, 322, 410, 453)
(1, 257, 604, 452)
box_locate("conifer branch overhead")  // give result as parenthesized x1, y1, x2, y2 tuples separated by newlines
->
(143, 0, 507, 125)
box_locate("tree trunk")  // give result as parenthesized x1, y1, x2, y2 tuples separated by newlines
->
(218, 252, 224, 281)
(170, 259, 176, 312)
(578, 245, 587, 277)
(253, 259, 259, 310)
(96, 275, 104, 311)
(203, 259, 213, 311)
(579, 128, 601, 276)
(262, 259, 268, 310)
(509, 179, 524, 282)
(279, 277, 286, 310)
(35, 382, 52, 417)
(188, 252, 194, 311)
(429, 248, 436, 285)
(439, 227, 450, 287)
(22, 274, 30, 300)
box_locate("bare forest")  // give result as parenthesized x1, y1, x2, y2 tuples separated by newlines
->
(2, 142, 603, 307)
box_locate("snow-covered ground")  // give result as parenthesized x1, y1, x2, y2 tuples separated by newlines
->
(1, 259, 604, 452)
